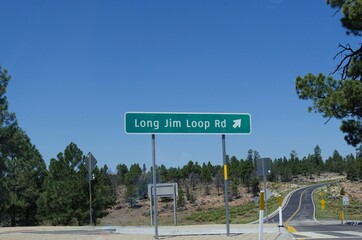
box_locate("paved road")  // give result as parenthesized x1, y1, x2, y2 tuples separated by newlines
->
(268, 183, 329, 225)
(291, 224, 362, 239)
(268, 182, 362, 239)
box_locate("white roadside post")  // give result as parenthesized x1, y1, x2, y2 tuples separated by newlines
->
(259, 191, 265, 240)
(343, 195, 349, 224)
(278, 195, 283, 229)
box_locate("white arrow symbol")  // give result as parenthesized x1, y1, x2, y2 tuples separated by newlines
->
(233, 119, 242, 128)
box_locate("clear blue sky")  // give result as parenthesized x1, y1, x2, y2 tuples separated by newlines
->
(1, 0, 359, 171)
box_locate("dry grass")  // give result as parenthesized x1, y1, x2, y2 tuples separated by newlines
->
(100, 173, 346, 226)
(315, 180, 362, 221)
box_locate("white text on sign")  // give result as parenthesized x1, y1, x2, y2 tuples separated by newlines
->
(134, 119, 229, 130)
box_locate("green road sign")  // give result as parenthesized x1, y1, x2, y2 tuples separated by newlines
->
(124, 112, 251, 134)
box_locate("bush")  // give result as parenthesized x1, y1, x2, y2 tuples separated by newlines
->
(189, 193, 197, 204)
(177, 188, 186, 208)
(340, 186, 346, 196)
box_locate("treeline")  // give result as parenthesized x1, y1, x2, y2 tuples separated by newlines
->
(0, 128, 115, 227)
(115, 146, 362, 206)
(0, 67, 115, 226)
(271, 146, 362, 182)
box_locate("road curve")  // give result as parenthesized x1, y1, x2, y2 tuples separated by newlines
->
(268, 182, 334, 226)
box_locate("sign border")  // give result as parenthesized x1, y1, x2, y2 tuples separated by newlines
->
(124, 112, 252, 135)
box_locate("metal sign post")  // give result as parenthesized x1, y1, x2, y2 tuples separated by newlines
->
(148, 183, 178, 226)
(262, 159, 268, 223)
(151, 134, 158, 239)
(84, 152, 97, 226)
(222, 134, 230, 236)
(257, 158, 271, 223)
(259, 190, 265, 240)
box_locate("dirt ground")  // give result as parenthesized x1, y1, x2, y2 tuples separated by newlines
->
(100, 173, 356, 226)
(340, 181, 362, 201)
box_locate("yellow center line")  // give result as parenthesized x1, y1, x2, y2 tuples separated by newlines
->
(285, 188, 308, 233)
(287, 226, 297, 233)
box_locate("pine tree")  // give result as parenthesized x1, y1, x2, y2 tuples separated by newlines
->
(92, 165, 115, 224)
(356, 145, 362, 178)
(177, 188, 186, 208)
(158, 164, 169, 183)
(2, 129, 46, 226)
(200, 162, 212, 184)
(0, 66, 18, 223)
(38, 143, 88, 225)
(0, 66, 17, 137)
(345, 154, 358, 181)
(296, 1, 362, 147)
(313, 145, 324, 174)
(116, 163, 128, 184)
(214, 167, 223, 195)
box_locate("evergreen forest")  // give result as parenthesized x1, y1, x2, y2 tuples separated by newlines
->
(1, 65, 362, 226)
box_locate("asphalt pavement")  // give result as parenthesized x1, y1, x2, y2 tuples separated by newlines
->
(268, 182, 332, 225)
